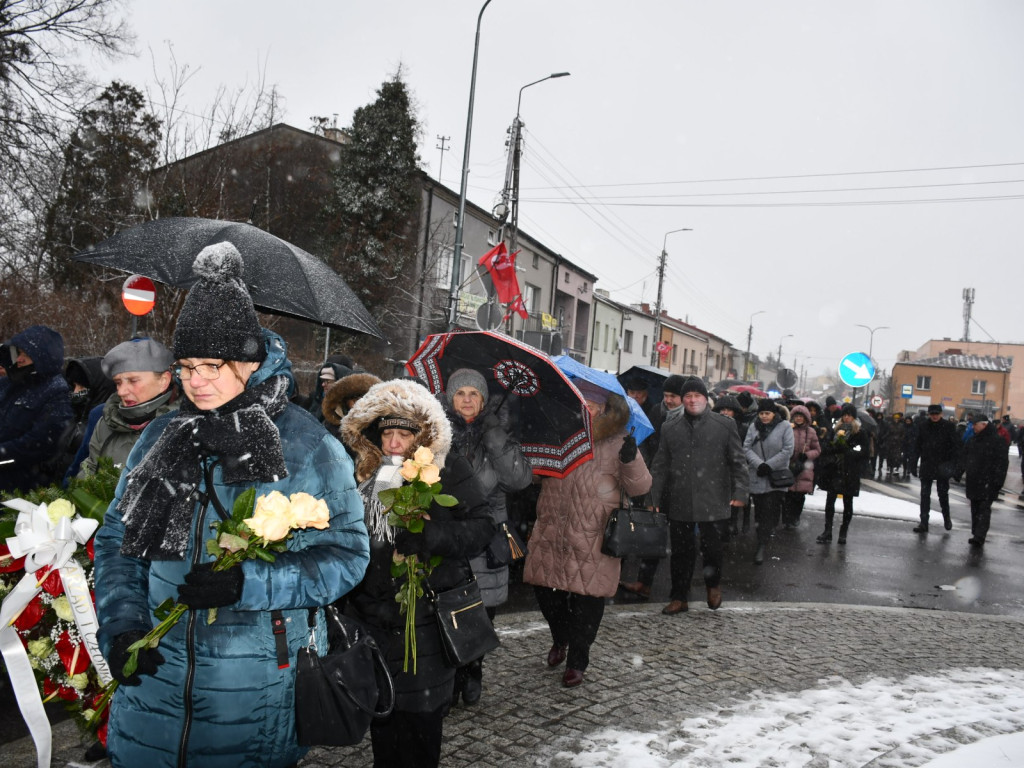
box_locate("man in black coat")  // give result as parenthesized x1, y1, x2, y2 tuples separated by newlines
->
(910, 404, 961, 533)
(961, 413, 1008, 547)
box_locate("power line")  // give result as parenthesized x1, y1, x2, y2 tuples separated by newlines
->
(523, 193, 1024, 209)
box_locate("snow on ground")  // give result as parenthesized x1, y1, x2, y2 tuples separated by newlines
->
(548, 668, 1024, 768)
(803, 484, 923, 522)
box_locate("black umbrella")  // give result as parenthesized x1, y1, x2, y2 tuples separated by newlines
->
(406, 330, 593, 478)
(618, 364, 669, 405)
(74, 217, 383, 338)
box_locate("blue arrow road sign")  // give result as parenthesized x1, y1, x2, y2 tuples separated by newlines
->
(838, 352, 875, 388)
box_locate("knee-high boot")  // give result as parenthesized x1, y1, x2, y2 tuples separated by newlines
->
(817, 509, 834, 543)
(838, 511, 853, 544)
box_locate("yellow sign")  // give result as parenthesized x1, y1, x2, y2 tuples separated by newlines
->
(540, 312, 558, 330)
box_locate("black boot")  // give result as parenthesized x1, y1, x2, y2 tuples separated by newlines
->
(753, 544, 766, 565)
(913, 514, 929, 533)
(451, 665, 468, 706)
(462, 658, 483, 705)
(838, 512, 853, 544)
(817, 509, 834, 543)
(942, 509, 952, 531)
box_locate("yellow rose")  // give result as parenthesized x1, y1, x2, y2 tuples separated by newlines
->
(289, 493, 330, 530)
(418, 464, 440, 485)
(400, 460, 420, 482)
(412, 446, 434, 466)
(69, 672, 90, 691)
(51, 596, 74, 622)
(46, 499, 75, 525)
(245, 491, 293, 541)
(27, 638, 55, 659)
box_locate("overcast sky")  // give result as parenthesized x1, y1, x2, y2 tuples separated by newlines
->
(88, 0, 1024, 378)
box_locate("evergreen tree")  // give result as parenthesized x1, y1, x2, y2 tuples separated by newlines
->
(319, 74, 422, 342)
(42, 81, 161, 286)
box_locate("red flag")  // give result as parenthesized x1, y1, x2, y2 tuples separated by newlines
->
(503, 295, 530, 321)
(477, 243, 522, 304)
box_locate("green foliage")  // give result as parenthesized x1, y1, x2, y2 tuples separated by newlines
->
(0, 456, 122, 520)
(318, 74, 422, 335)
(232, 487, 257, 523)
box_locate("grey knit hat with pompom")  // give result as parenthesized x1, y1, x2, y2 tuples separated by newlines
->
(172, 242, 265, 362)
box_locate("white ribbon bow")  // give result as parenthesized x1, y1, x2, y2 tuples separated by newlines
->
(0, 499, 111, 768)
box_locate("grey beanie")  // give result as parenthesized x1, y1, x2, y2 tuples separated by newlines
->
(445, 368, 488, 406)
(172, 243, 265, 363)
(102, 338, 174, 378)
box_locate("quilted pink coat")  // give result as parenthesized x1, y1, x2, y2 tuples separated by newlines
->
(789, 404, 822, 494)
(523, 394, 652, 598)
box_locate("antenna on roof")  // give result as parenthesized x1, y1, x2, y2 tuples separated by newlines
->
(961, 287, 975, 342)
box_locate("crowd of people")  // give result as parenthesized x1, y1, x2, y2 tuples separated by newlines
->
(2, 260, 1021, 767)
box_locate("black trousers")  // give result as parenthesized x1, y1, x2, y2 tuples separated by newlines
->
(533, 586, 605, 672)
(752, 492, 784, 545)
(920, 475, 950, 521)
(370, 705, 447, 768)
(970, 498, 993, 541)
(783, 492, 806, 526)
(824, 491, 854, 530)
(668, 519, 725, 601)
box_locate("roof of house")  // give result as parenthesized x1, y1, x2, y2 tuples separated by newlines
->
(896, 353, 1012, 372)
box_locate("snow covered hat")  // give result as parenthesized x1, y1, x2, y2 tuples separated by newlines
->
(172, 243, 265, 363)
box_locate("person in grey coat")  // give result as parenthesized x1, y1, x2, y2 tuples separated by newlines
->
(443, 368, 532, 706)
(743, 399, 795, 565)
(650, 378, 748, 615)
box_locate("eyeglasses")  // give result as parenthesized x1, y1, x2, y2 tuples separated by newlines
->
(173, 362, 225, 381)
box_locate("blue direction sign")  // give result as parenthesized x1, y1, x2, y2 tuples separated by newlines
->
(838, 351, 875, 388)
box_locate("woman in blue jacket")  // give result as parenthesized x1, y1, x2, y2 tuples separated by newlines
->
(94, 243, 369, 768)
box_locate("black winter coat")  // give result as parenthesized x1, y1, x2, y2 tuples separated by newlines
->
(961, 425, 1009, 501)
(913, 417, 960, 480)
(816, 418, 868, 497)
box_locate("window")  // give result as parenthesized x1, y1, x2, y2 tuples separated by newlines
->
(642, 335, 648, 358)
(972, 379, 987, 396)
(603, 325, 609, 353)
(564, 271, 570, 283)
(435, 246, 454, 287)
(671, 345, 678, 364)
(916, 375, 931, 390)
(532, 253, 539, 269)
(523, 283, 538, 312)
(593, 324, 600, 350)
(623, 329, 634, 353)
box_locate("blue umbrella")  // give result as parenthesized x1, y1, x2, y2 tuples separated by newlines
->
(551, 356, 654, 444)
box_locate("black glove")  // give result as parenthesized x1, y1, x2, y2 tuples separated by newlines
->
(394, 527, 432, 559)
(797, 452, 808, 463)
(178, 563, 244, 609)
(756, 463, 772, 477)
(109, 630, 165, 686)
(619, 435, 638, 463)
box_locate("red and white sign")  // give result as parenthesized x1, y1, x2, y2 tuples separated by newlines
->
(656, 341, 671, 361)
(122, 275, 156, 316)
(870, 395, 884, 408)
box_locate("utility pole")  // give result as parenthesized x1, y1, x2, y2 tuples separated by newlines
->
(651, 227, 691, 367)
(435, 135, 450, 182)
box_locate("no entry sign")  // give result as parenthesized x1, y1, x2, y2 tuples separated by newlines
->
(122, 275, 156, 316)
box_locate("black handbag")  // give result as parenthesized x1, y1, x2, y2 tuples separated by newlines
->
(758, 439, 796, 489)
(484, 521, 528, 568)
(601, 492, 669, 559)
(294, 605, 394, 747)
(426, 577, 500, 667)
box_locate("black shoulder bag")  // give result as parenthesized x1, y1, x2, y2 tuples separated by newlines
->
(758, 437, 795, 489)
(294, 605, 395, 746)
(426, 576, 500, 667)
(601, 491, 669, 559)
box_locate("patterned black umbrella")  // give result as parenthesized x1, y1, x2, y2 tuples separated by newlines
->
(406, 330, 593, 478)
(74, 217, 383, 338)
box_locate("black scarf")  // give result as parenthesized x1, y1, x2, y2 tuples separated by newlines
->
(118, 374, 291, 560)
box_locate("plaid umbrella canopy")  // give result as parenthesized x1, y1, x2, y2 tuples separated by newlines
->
(406, 330, 593, 478)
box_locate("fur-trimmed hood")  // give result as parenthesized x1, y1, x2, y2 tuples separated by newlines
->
(322, 372, 382, 426)
(340, 378, 452, 482)
(592, 392, 631, 443)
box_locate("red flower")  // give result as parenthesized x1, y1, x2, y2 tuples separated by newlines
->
(41, 568, 64, 596)
(97, 720, 108, 746)
(56, 631, 91, 676)
(42, 677, 78, 702)
(0, 543, 25, 573)
(13, 596, 45, 631)
(86, 539, 95, 562)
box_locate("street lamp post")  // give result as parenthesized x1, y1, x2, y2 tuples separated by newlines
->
(852, 323, 889, 406)
(650, 227, 692, 367)
(447, 0, 495, 330)
(504, 73, 570, 267)
(777, 334, 793, 368)
(744, 310, 765, 381)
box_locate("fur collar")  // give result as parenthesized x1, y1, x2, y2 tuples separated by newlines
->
(340, 378, 452, 482)
(592, 393, 630, 443)
(322, 372, 382, 425)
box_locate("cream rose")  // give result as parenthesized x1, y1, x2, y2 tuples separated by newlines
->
(51, 595, 74, 622)
(289, 492, 330, 530)
(46, 499, 75, 525)
(399, 460, 420, 482)
(418, 463, 440, 485)
(412, 446, 434, 466)
(245, 491, 293, 541)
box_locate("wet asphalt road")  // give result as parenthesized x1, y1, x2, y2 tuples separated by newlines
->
(507, 470, 1024, 618)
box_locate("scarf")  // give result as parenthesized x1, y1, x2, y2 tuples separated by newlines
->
(358, 456, 404, 544)
(118, 374, 291, 560)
